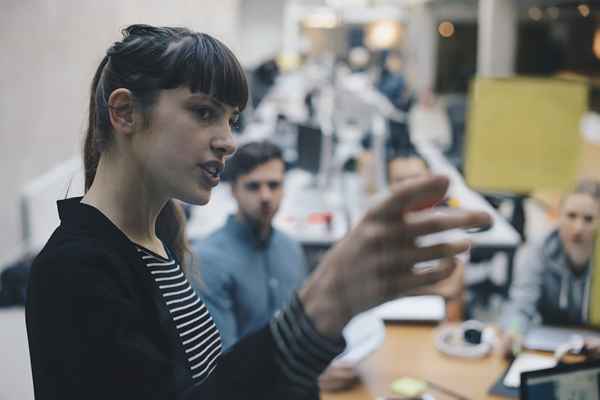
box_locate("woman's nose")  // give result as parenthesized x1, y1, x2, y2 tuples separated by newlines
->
(259, 185, 272, 201)
(211, 131, 236, 158)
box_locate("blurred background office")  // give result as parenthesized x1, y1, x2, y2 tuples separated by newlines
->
(2, 1, 600, 399)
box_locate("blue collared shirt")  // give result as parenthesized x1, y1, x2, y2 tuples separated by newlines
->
(192, 215, 309, 350)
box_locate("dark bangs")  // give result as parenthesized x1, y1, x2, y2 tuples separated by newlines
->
(161, 33, 248, 111)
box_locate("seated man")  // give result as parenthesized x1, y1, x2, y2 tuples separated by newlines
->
(388, 152, 430, 189)
(499, 179, 600, 357)
(193, 141, 358, 391)
(193, 141, 307, 350)
(387, 151, 464, 320)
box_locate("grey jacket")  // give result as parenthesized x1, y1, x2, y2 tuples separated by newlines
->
(501, 230, 591, 335)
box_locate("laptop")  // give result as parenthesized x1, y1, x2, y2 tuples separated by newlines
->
(520, 360, 600, 400)
(524, 325, 600, 352)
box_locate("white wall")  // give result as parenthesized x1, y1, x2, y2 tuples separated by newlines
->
(238, 0, 286, 68)
(0, 0, 241, 267)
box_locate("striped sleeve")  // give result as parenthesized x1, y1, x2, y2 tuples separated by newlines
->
(270, 293, 346, 394)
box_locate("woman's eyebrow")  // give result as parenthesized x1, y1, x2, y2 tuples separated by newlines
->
(188, 93, 238, 114)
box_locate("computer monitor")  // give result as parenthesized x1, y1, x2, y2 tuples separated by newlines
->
(520, 360, 600, 400)
(296, 123, 323, 175)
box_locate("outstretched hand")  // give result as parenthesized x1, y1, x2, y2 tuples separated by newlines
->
(299, 175, 492, 337)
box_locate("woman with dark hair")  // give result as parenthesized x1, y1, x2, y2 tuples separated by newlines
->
(25, 24, 490, 400)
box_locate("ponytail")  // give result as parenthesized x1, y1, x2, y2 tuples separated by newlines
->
(84, 55, 109, 191)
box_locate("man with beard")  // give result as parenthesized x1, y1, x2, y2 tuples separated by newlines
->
(193, 140, 306, 350)
(194, 141, 359, 391)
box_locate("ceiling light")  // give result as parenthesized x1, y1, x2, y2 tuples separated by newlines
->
(366, 20, 403, 49)
(303, 8, 339, 29)
(438, 21, 455, 38)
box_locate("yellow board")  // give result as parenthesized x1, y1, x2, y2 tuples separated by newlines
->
(589, 235, 600, 327)
(465, 78, 588, 193)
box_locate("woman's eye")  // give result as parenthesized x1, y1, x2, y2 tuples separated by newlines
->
(229, 113, 240, 127)
(193, 107, 214, 121)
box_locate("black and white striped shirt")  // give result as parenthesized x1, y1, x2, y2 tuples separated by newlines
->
(138, 246, 345, 394)
(137, 246, 222, 383)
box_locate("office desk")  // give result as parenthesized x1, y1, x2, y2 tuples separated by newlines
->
(415, 144, 521, 252)
(323, 325, 508, 400)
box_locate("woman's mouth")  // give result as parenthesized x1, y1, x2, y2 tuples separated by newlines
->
(198, 161, 224, 187)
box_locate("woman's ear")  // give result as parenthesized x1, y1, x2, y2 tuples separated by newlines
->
(107, 88, 136, 136)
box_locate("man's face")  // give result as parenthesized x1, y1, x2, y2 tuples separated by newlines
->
(388, 157, 430, 190)
(232, 159, 285, 231)
(559, 193, 600, 267)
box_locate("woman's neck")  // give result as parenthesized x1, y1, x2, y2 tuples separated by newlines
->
(82, 153, 167, 249)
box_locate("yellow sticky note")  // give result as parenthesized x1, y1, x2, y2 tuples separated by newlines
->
(465, 77, 587, 193)
(390, 377, 428, 397)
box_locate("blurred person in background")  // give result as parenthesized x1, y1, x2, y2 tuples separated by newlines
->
(388, 151, 465, 321)
(194, 141, 307, 349)
(347, 46, 371, 73)
(376, 51, 414, 113)
(25, 24, 490, 400)
(499, 180, 600, 358)
(250, 58, 279, 109)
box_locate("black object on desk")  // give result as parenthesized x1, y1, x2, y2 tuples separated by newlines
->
(520, 360, 600, 400)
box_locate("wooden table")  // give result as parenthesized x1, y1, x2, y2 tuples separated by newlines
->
(322, 324, 510, 400)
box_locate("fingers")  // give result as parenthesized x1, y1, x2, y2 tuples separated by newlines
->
(380, 257, 458, 296)
(412, 257, 457, 285)
(372, 175, 450, 221)
(403, 208, 493, 238)
(373, 242, 465, 294)
(407, 263, 464, 299)
(408, 240, 471, 265)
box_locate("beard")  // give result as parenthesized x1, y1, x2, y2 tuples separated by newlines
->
(565, 242, 593, 271)
(239, 208, 274, 237)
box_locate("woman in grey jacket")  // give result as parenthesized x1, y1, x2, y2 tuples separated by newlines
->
(499, 180, 600, 357)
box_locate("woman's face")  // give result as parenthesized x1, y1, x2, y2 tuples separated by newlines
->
(131, 87, 238, 205)
(558, 193, 600, 267)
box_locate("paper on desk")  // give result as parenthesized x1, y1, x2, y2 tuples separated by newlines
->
(524, 325, 600, 352)
(333, 311, 385, 366)
(371, 296, 446, 322)
(503, 353, 556, 388)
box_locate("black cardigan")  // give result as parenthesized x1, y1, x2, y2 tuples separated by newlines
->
(26, 198, 319, 399)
